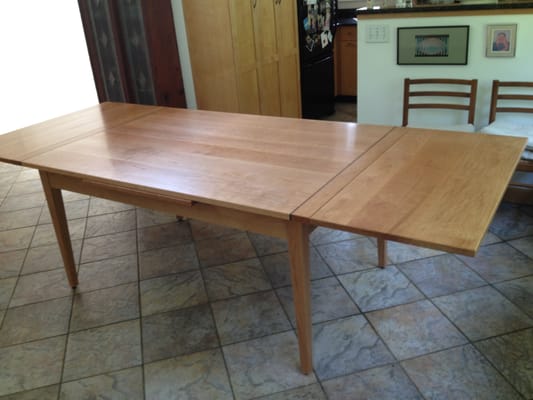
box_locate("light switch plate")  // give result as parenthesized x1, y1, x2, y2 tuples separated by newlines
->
(366, 24, 390, 43)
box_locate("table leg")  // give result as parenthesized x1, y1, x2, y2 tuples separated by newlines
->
(39, 171, 78, 288)
(287, 220, 312, 374)
(377, 237, 387, 268)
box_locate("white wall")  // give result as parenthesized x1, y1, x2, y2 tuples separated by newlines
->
(357, 13, 533, 129)
(170, 0, 197, 109)
(0, 1, 97, 135)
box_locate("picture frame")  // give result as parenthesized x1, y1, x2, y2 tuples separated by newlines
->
(397, 25, 469, 65)
(486, 24, 517, 57)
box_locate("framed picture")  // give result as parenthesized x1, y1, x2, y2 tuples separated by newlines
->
(397, 25, 469, 65)
(486, 24, 517, 57)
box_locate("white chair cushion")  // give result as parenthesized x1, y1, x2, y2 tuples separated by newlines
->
(522, 150, 533, 161)
(480, 121, 533, 151)
(407, 123, 476, 133)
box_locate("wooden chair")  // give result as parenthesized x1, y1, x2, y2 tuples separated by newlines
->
(377, 78, 478, 268)
(480, 80, 533, 200)
(402, 78, 478, 129)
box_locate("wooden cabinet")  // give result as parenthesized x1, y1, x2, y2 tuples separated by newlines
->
(183, 0, 301, 117)
(78, 0, 186, 108)
(334, 25, 357, 97)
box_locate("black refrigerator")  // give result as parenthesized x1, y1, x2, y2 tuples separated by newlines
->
(297, 0, 337, 119)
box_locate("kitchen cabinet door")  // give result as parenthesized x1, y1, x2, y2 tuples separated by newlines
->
(252, 0, 282, 116)
(183, 0, 301, 117)
(275, 0, 302, 118)
(183, 0, 239, 112)
(229, 0, 261, 115)
(335, 25, 357, 97)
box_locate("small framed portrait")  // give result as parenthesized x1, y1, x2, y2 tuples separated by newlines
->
(486, 24, 517, 57)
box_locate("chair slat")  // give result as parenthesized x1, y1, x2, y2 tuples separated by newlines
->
(402, 78, 477, 126)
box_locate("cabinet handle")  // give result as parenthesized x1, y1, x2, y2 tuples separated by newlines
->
(253, 0, 257, 8)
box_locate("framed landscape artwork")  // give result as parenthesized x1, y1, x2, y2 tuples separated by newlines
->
(397, 25, 470, 65)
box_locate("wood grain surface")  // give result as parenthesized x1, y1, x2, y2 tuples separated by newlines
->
(21, 105, 391, 219)
(305, 127, 526, 255)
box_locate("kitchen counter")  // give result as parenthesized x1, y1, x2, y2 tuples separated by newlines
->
(336, 9, 358, 25)
(354, 0, 533, 15)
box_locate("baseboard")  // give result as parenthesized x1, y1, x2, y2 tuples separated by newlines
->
(335, 95, 357, 103)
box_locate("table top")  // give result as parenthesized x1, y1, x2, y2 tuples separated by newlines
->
(0, 102, 526, 255)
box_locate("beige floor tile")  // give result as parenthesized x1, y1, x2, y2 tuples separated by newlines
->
(140, 270, 207, 316)
(402, 345, 522, 399)
(84, 209, 136, 238)
(39, 199, 89, 224)
(261, 247, 332, 288)
(137, 221, 192, 252)
(277, 276, 359, 326)
(203, 258, 271, 301)
(63, 320, 142, 381)
(22, 239, 82, 275)
(323, 364, 422, 400)
(458, 242, 533, 283)
(397, 254, 486, 297)
(139, 243, 198, 280)
(31, 218, 86, 248)
(10, 269, 73, 307)
(494, 275, 533, 317)
(223, 331, 317, 400)
(212, 291, 290, 345)
(433, 286, 533, 341)
(196, 232, 257, 268)
(70, 283, 139, 331)
(88, 197, 135, 216)
(0, 277, 17, 309)
(475, 328, 533, 399)
(80, 230, 136, 264)
(312, 315, 394, 380)
(0, 385, 59, 400)
(142, 304, 218, 363)
(77, 254, 138, 293)
(145, 349, 233, 400)
(0, 226, 34, 252)
(0, 249, 26, 279)
(0, 192, 45, 212)
(0, 336, 65, 397)
(60, 367, 143, 400)
(338, 266, 424, 312)
(0, 207, 41, 231)
(0, 297, 71, 346)
(316, 238, 379, 274)
(367, 300, 467, 360)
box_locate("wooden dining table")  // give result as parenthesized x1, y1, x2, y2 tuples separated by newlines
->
(0, 102, 526, 374)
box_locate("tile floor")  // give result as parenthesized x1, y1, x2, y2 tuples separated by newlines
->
(322, 101, 357, 123)
(1, 117, 533, 399)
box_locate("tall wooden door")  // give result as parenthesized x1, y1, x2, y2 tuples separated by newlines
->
(275, 0, 301, 118)
(78, 0, 186, 108)
(229, 0, 261, 115)
(182, 0, 239, 112)
(252, 0, 282, 116)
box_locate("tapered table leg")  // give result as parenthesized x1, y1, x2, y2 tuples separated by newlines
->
(39, 171, 78, 288)
(287, 220, 312, 374)
(377, 237, 387, 268)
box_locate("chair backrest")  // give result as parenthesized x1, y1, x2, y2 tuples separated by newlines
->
(488, 80, 533, 123)
(402, 78, 478, 127)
